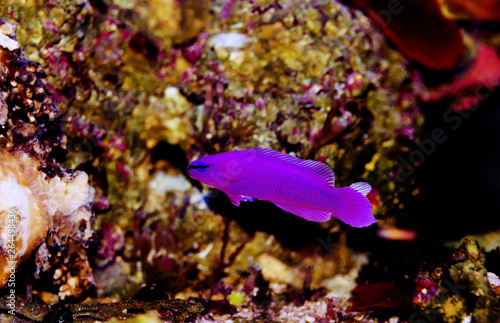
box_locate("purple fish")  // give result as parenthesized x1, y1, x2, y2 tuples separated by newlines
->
(187, 148, 377, 227)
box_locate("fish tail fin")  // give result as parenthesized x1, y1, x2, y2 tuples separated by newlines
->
(333, 182, 377, 228)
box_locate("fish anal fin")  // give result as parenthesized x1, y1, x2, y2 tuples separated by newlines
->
(226, 192, 254, 206)
(274, 203, 331, 222)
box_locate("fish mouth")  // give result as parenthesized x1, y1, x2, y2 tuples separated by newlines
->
(186, 167, 196, 180)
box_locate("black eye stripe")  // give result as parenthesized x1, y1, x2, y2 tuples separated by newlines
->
(187, 164, 210, 170)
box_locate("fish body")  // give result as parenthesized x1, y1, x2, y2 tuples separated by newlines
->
(187, 148, 377, 227)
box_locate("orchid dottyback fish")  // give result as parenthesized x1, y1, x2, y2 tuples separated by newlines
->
(187, 148, 377, 227)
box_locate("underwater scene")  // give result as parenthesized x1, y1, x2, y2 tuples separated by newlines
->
(1, 0, 500, 322)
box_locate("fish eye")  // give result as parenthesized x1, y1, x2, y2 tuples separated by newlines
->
(187, 161, 210, 172)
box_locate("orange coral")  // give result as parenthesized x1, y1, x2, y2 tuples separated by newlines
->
(438, 0, 500, 21)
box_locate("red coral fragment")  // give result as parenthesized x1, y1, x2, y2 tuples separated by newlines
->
(351, 0, 464, 69)
(366, 187, 381, 206)
(413, 278, 439, 305)
(351, 282, 412, 311)
(422, 45, 500, 110)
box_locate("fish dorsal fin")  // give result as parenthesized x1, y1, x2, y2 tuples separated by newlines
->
(244, 148, 335, 187)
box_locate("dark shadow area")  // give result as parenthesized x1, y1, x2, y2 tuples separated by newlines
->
(151, 141, 202, 190)
(203, 190, 332, 251)
(346, 87, 500, 302)
(408, 87, 500, 240)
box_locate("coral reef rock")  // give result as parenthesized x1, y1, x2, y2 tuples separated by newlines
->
(0, 18, 66, 167)
(0, 150, 94, 289)
(0, 18, 95, 299)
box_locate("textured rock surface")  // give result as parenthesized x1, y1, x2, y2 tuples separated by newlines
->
(0, 18, 94, 300)
(8, 0, 500, 322)
(0, 0, 420, 306)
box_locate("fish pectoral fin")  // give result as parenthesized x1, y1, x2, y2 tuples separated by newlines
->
(274, 203, 331, 222)
(226, 193, 254, 206)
